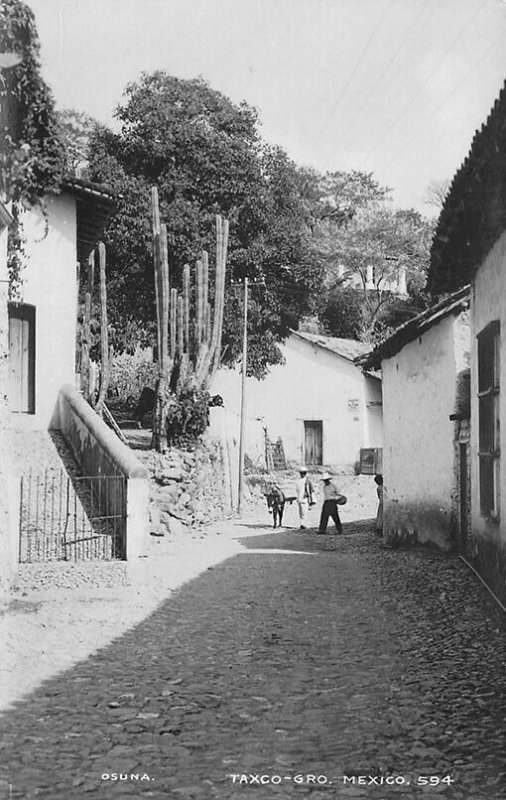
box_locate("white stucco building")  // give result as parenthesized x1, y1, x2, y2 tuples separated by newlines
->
(8, 178, 116, 429)
(211, 330, 382, 472)
(469, 233, 506, 600)
(362, 288, 470, 551)
(427, 78, 506, 602)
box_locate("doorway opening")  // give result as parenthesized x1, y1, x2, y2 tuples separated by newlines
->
(304, 420, 323, 465)
(9, 303, 36, 414)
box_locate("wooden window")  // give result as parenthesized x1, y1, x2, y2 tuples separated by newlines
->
(477, 321, 500, 518)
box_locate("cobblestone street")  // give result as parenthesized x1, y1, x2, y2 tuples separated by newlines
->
(1, 517, 506, 800)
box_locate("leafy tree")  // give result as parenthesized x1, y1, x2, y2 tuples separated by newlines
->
(316, 284, 364, 339)
(315, 205, 434, 341)
(57, 108, 98, 177)
(304, 170, 390, 277)
(87, 72, 323, 376)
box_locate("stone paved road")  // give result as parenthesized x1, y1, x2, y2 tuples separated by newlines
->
(1, 521, 506, 800)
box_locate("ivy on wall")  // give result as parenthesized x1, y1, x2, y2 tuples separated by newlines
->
(0, 0, 65, 292)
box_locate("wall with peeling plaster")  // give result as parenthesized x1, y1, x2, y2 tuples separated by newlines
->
(11, 194, 77, 431)
(382, 311, 470, 550)
(470, 231, 506, 603)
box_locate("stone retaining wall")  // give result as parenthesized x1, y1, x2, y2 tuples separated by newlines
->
(137, 438, 230, 537)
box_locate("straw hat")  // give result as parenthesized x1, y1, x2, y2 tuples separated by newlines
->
(298, 465, 308, 473)
(320, 472, 332, 481)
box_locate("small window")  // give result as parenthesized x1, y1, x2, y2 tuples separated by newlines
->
(477, 321, 500, 518)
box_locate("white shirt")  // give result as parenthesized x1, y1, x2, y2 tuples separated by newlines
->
(295, 476, 308, 503)
(323, 481, 340, 500)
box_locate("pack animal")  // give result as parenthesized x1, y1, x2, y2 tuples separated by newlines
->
(266, 486, 285, 528)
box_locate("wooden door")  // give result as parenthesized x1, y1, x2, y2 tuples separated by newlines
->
(9, 304, 35, 413)
(304, 420, 323, 465)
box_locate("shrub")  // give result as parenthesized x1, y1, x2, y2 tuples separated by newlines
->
(165, 388, 210, 447)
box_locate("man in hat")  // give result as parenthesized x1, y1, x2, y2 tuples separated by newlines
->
(295, 466, 315, 529)
(318, 473, 343, 535)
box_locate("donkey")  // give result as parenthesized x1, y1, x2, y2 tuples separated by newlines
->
(266, 486, 286, 528)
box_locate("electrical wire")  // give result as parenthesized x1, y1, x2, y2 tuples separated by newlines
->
(342, 0, 432, 141)
(376, 28, 506, 177)
(362, 0, 489, 167)
(316, 0, 394, 141)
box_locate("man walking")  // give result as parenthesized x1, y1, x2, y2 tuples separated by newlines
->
(318, 473, 344, 535)
(295, 466, 315, 529)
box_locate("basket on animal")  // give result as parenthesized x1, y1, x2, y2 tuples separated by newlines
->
(263, 480, 297, 503)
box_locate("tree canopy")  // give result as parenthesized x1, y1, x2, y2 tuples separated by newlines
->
(312, 198, 434, 342)
(87, 72, 323, 377)
(68, 71, 435, 372)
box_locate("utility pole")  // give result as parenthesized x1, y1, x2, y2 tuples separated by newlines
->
(237, 276, 248, 514)
(234, 276, 264, 515)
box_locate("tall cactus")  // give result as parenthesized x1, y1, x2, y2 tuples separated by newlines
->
(151, 188, 229, 452)
(151, 188, 172, 451)
(94, 242, 111, 416)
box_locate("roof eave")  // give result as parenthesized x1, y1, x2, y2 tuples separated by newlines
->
(61, 177, 117, 263)
(359, 285, 470, 370)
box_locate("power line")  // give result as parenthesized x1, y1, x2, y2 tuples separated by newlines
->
(362, 0, 489, 167)
(341, 0, 432, 142)
(376, 28, 506, 178)
(316, 0, 393, 142)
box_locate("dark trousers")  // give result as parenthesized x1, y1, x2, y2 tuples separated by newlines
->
(319, 500, 342, 533)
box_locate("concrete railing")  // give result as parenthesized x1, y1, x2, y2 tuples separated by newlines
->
(52, 384, 149, 565)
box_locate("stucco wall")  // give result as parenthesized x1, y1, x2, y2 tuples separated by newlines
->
(12, 193, 77, 429)
(382, 313, 469, 550)
(470, 231, 506, 602)
(212, 335, 382, 471)
(53, 385, 149, 565)
(0, 208, 17, 596)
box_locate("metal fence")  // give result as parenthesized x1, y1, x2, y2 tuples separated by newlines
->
(18, 471, 126, 563)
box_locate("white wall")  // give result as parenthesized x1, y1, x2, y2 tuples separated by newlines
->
(0, 203, 18, 596)
(471, 232, 506, 590)
(12, 193, 77, 429)
(212, 335, 381, 471)
(382, 313, 468, 549)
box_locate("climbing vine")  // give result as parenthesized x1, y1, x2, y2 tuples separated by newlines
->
(0, 0, 65, 290)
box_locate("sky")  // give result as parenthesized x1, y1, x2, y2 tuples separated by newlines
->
(26, 0, 506, 213)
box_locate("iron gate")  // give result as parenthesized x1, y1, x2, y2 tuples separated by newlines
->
(18, 471, 126, 563)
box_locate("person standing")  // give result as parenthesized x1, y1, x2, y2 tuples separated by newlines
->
(295, 466, 315, 529)
(374, 474, 383, 535)
(318, 473, 343, 535)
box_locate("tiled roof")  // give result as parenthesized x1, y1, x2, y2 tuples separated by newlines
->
(292, 331, 373, 362)
(61, 176, 117, 263)
(358, 285, 470, 371)
(428, 78, 506, 296)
